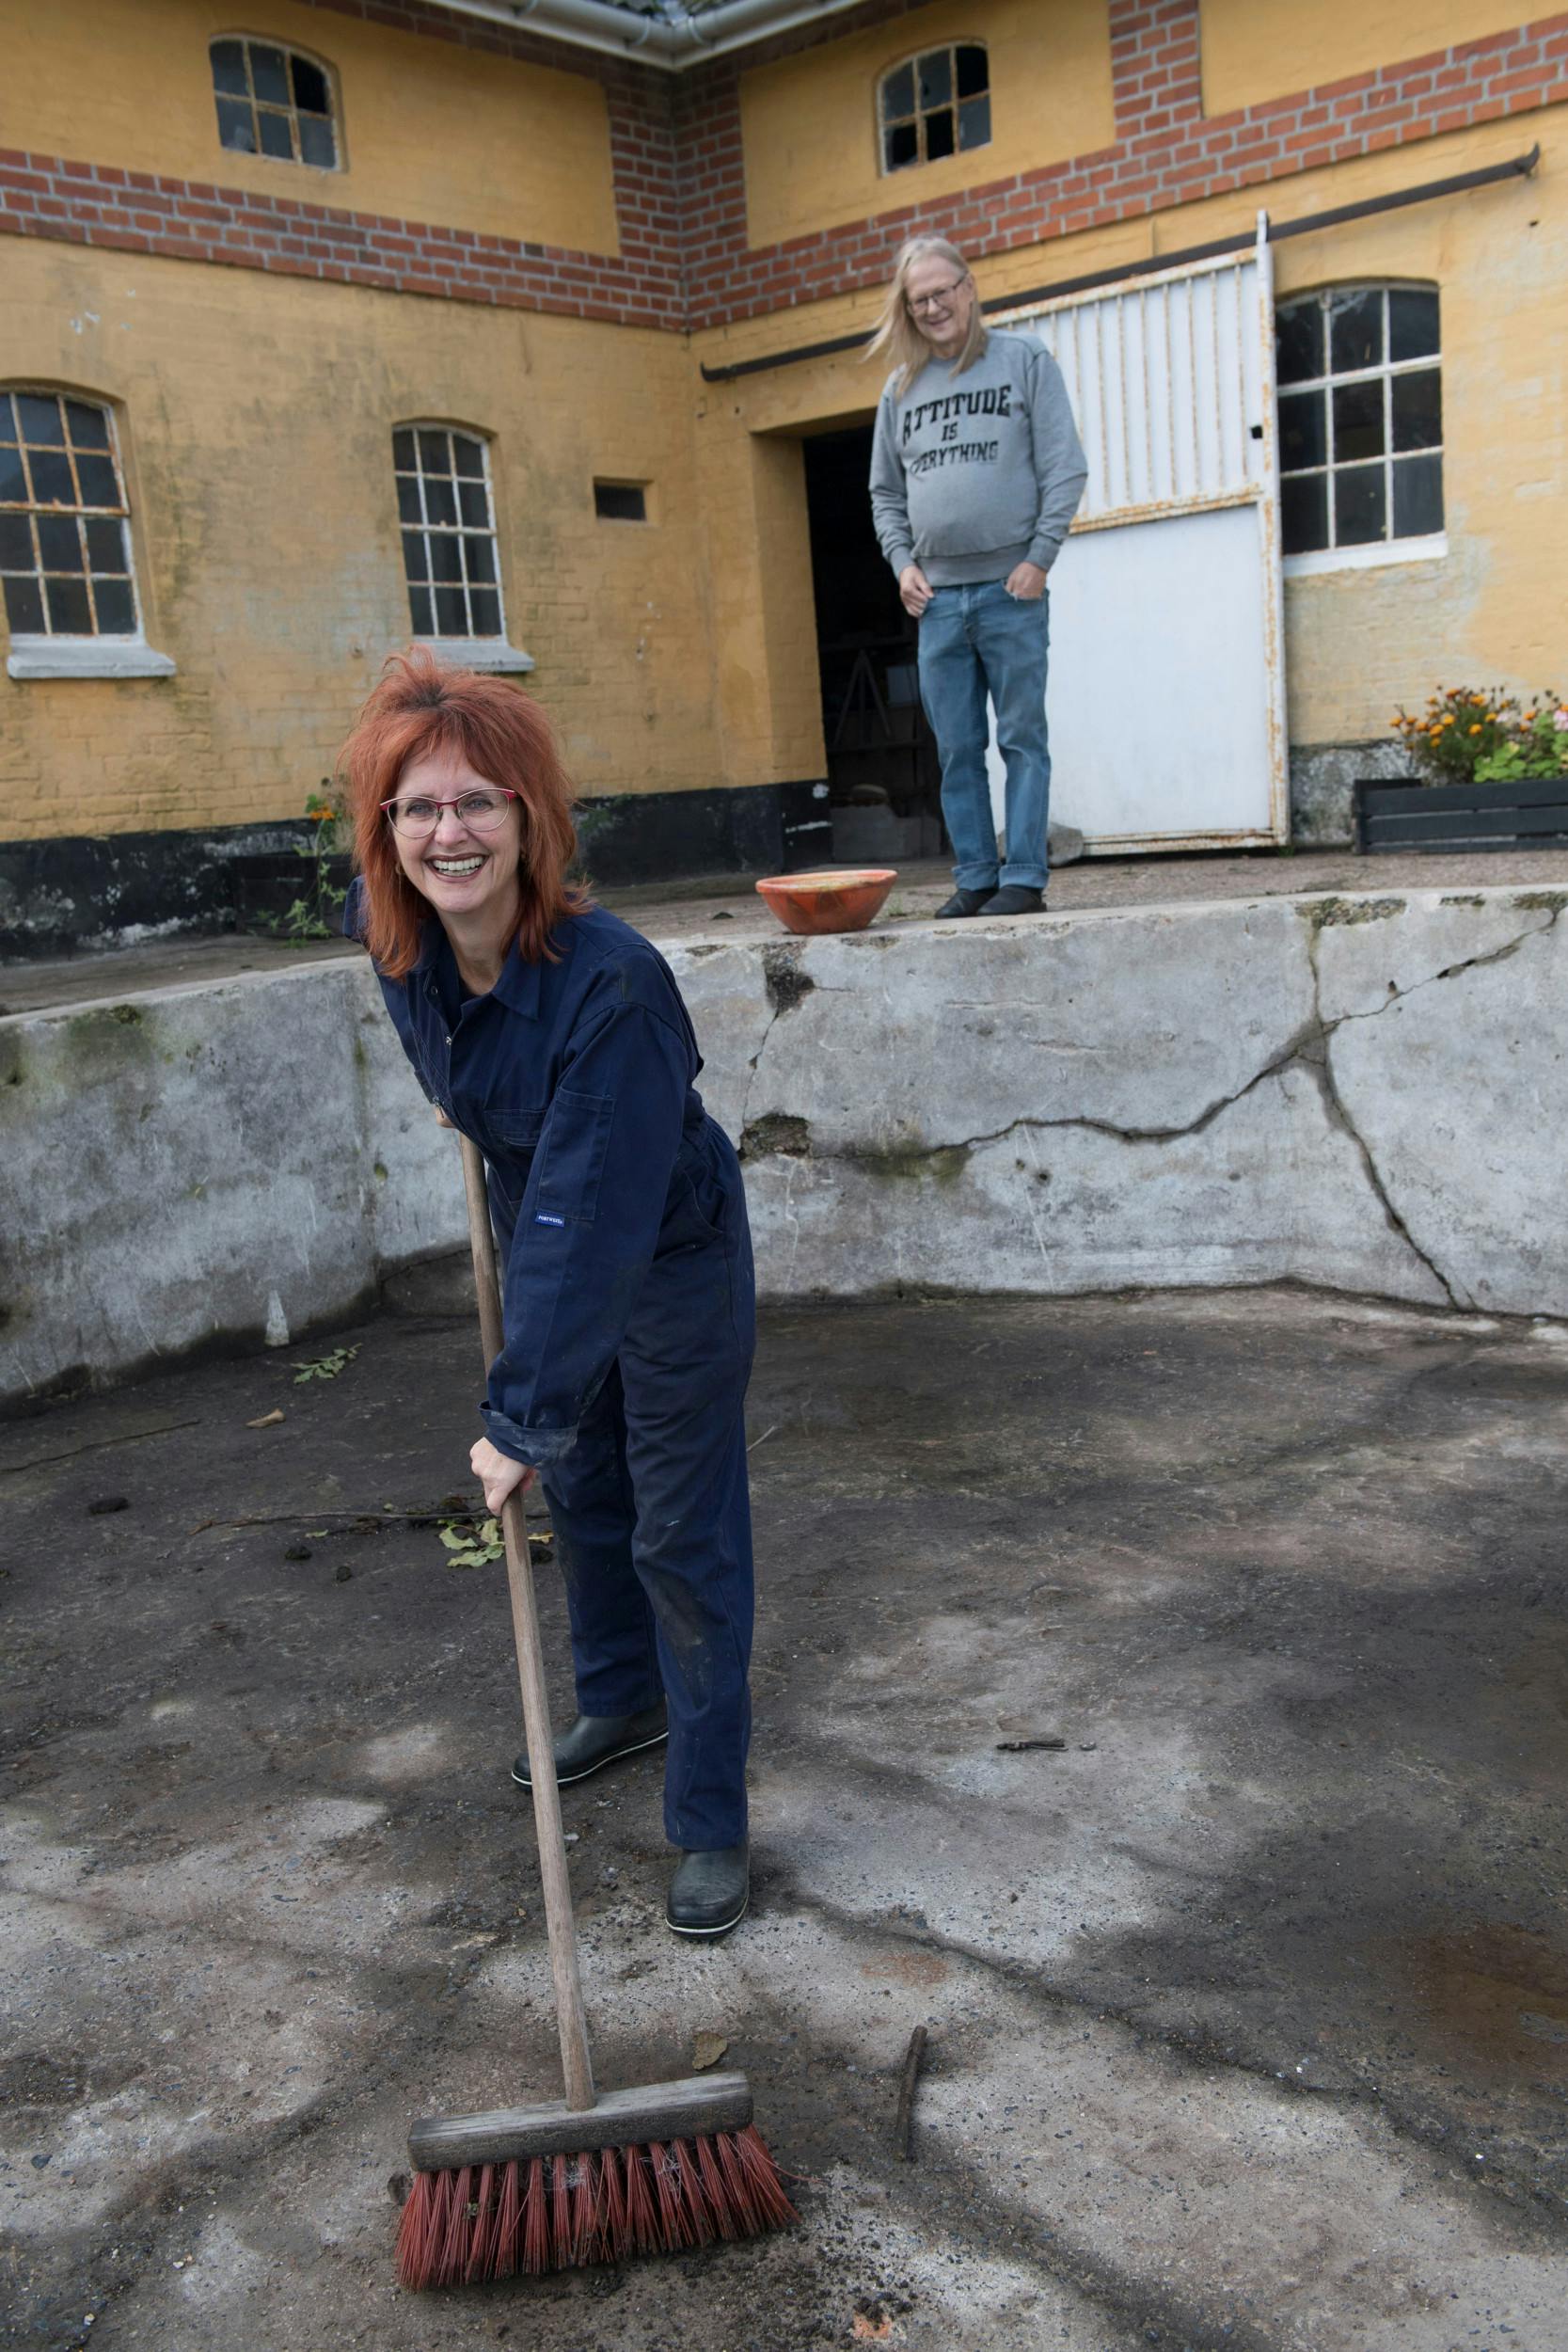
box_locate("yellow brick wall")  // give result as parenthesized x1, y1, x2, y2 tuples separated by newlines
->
(0, 245, 718, 838)
(0, 0, 619, 255)
(738, 0, 1115, 250)
(1200, 0, 1528, 119)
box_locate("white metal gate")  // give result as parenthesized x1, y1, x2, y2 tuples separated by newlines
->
(988, 221, 1288, 853)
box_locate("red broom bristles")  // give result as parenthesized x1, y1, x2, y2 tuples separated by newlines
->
(395, 2124, 796, 2291)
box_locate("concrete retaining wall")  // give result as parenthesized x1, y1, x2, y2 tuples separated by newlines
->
(4, 884, 1565, 1406)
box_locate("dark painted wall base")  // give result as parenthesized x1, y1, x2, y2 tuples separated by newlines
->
(0, 779, 834, 960)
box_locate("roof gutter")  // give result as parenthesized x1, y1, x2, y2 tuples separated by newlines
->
(699, 141, 1542, 381)
(425, 0, 868, 69)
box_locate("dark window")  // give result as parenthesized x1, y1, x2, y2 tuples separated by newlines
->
(394, 427, 504, 640)
(0, 390, 140, 639)
(879, 43, 990, 173)
(210, 38, 339, 169)
(594, 481, 648, 523)
(1274, 286, 1444, 558)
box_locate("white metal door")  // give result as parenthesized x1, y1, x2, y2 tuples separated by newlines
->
(988, 222, 1288, 852)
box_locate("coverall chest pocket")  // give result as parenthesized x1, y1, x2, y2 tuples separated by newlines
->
(536, 1088, 614, 1226)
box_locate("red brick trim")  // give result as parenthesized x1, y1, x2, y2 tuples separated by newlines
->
(1, 3, 1563, 331)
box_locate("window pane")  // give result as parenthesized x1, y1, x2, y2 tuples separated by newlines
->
(452, 435, 485, 479)
(1335, 463, 1386, 546)
(258, 109, 294, 161)
(299, 115, 336, 168)
(396, 475, 423, 525)
(434, 585, 467, 635)
(3, 574, 44, 632)
(0, 445, 26, 501)
(210, 40, 248, 96)
(956, 43, 988, 98)
(292, 56, 329, 113)
(430, 534, 464, 584)
(468, 587, 500, 637)
(1332, 379, 1384, 464)
(1275, 299, 1323, 387)
(918, 49, 951, 108)
(85, 516, 126, 570)
(65, 400, 110, 452)
(393, 428, 417, 472)
(464, 534, 496, 584)
(28, 451, 75, 505)
(1329, 288, 1383, 374)
(402, 530, 429, 583)
(0, 394, 15, 443)
(458, 479, 488, 527)
(1389, 288, 1439, 363)
(885, 120, 919, 169)
(1391, 367, 1442, 453)
(92, 575, 136, 632)
(37, 514, 84, 571)
(407, 584, 434, 634)
(17, 394, 65, 446)
(0, 513, 32, 565)
(216, 97, 256, 152)
(958, 95, 990, 151)
(424, 476, 458, 529)
(1392, 454, 1444, 538)
(1277, 389, 1325, 471)
(925, 106, 956, 161)
(1281, 473, 1328, 555)
(250, 44, 290, 104)
(74, 453, 120, 508)
(45, 574, 92, 633)
(880, 64, 914, 122)
(419, 429, 451, 475)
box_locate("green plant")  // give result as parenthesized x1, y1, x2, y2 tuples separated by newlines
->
(291, 1343, 360, 1384)
(1392, 688, 1568, 787)
(269, 783, 348, 942)
(438, 1515, 504, 1569)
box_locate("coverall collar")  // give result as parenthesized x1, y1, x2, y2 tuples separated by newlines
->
(412, 911, 567, 1021)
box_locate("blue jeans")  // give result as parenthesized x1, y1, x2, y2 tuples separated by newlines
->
(917, 580, 1052, 892)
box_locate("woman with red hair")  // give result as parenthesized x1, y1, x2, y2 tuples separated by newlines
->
(341, 649, 755, 1938)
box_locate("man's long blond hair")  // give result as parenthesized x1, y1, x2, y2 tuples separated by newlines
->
(863, 236, 988, 400)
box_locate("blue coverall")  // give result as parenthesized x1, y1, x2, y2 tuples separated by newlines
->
(356, 890, 756, 1852)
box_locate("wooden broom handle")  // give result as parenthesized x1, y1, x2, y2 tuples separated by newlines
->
(460, 1135, 595, 2114)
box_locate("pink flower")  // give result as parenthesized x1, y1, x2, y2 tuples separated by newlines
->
(1554, 708, 1568, 732)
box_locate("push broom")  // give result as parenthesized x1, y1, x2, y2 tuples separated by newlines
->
(395, 1133, 795, 2290)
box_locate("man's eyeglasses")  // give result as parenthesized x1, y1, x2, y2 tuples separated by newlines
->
(907, 277, 969, 313)
(381, 787, 519, 837)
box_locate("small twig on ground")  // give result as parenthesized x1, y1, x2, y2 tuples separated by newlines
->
(995, 1737, 1067, 1753)
(2, 1420, 204, 1477)
(747, 1423, 781, 1453)
(894, 2025, 927, 2161)
(190, 1503, 553, 1535)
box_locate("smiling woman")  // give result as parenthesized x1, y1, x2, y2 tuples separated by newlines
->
(338, 649, 760, 1940)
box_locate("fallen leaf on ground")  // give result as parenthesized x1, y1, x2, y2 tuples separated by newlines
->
(690, 2031, 729, 2071)
(245, 1408, 285, 1429)
(851, 2315, 895, 2343)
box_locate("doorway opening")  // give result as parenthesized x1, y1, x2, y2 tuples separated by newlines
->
(801, 424, 944, 864)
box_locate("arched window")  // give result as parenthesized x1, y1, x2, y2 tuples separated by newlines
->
(1275, 285, 1444, 560)
(2, 389, 138, 638)
(879, 44, 990, 173)
(394, 425, 505, 642)
(210, 36, 339, 168)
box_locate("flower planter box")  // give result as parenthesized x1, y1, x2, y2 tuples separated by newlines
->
(1353, 775, 1568, 855)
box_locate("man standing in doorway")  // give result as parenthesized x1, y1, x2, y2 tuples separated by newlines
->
(867, 236, 1087, 917)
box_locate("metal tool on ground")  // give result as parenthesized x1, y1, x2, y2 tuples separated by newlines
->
(395, 1134, 795, 2290)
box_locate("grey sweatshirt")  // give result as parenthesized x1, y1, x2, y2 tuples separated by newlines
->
(868, 329, 1088, 586)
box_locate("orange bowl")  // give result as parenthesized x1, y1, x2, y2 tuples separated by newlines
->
(754, 867, 897, 936)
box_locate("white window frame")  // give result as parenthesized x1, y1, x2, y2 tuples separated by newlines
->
(209, 35, 342, 172)
(878, 42, 991, 175)
(392, 423, 532, 673)
(2, 388, 174, 682)
(1275, 282, 1445, 579)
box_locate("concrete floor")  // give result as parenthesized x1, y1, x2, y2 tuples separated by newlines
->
(7, 842, 1568, 1014)
(3, 1286, 1567, 2349)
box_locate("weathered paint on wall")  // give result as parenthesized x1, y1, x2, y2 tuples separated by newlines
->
(0, 242, 721, 836)
(1199, 0, 1531, 119)
(0, 0, 620, 256)
(737, 0, 1116, 250)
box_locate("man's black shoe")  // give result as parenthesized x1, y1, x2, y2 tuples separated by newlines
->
(666, 1842, 750, 1937)
(512, 1704, 668, 1791)
(934, 887, 993, 918)
(979, 884, 1046, 916)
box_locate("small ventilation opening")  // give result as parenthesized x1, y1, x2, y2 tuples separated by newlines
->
(594, 480, 648, 523)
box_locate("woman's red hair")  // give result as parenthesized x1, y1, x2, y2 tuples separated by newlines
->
(338, 647, 588, 978)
